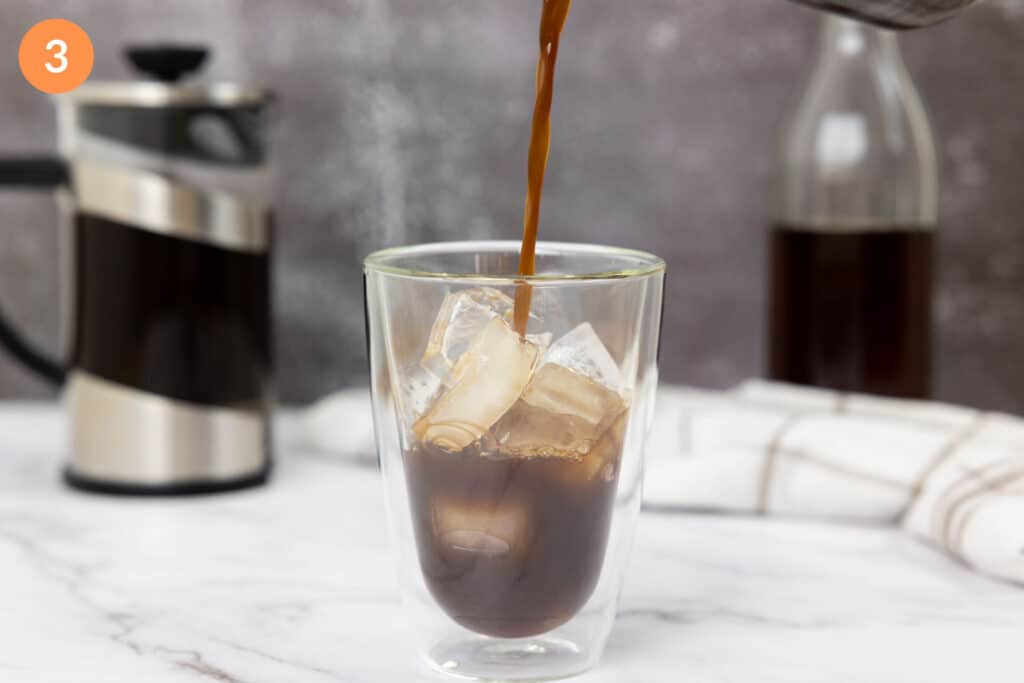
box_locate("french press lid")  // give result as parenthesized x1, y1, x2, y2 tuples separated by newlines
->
(68, 44, 268, 106)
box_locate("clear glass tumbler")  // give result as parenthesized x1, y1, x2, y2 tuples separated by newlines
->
(365, 241, 665, 681)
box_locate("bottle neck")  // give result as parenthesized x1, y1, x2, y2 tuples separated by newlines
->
(818, 14, 903, 64)
(776, 14, 938, 228)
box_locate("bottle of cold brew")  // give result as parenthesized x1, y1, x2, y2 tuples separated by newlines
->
(768, 14, 938, 399)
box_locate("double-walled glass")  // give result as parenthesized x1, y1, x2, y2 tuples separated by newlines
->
(365, 242, 665, 681)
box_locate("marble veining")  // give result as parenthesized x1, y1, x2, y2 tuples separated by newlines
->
(2, 404, 1023, 682)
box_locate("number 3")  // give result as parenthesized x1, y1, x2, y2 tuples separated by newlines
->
(45, 38, 68, 74)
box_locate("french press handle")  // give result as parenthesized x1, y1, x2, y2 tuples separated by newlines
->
(0, 156, 69, 385)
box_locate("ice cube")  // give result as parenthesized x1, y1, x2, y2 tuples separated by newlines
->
(523, 363, 625, 427)
(421, 287, 550, 385)
(486, 398, 603, 458)
(483, 321, 629, 463)
(422, 288, 513, 381)
(580, 408, 630, 482)
(431, 497, 530, 557)
(542, 323, 623, 392)
(398, 364, 442, 424)
(414, 316, 541, 451)
(522, 287, 568, 338)
(487, 363, 628, 459)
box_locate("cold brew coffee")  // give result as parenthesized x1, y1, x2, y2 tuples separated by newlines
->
(768, 225, 933, 398)
(405, 409, 626, 638)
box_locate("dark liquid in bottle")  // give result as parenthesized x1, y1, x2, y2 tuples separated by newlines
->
(72, 213, 272, 407)
(404, 416, 624, 638)
(768, 225, 933, 399)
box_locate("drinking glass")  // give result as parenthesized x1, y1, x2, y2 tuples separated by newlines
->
(365, 241, 665, 681)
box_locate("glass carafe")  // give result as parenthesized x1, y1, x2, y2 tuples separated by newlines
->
(767, 15, 939, 399)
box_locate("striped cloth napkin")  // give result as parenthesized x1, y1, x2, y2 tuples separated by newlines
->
(645, 381, 1024, 586)
(303, 381, 1024, 586)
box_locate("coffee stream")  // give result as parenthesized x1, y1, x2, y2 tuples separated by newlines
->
(513, 0, 573, 337)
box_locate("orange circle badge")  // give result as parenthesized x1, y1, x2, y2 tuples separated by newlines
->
(19, 19, 94, 94)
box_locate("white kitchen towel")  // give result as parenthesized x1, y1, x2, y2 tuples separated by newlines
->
(303, 382, 1024, 586)
(645, 381, 1024, 586)
(302, 388, 378, 464)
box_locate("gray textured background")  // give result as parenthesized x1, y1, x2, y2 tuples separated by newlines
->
(0, 0, 1022, 410)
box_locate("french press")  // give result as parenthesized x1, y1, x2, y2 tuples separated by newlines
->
(0, 46, 273, 494)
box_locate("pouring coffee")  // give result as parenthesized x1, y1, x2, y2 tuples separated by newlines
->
(0, 45, 273, 494)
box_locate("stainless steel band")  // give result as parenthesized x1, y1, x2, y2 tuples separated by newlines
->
(65, 371, 269, 486)
(69, 160, 270, 253)
(59, 81, 269, 108)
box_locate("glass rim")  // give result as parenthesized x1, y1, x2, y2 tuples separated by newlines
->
(364, 240, 666, 283)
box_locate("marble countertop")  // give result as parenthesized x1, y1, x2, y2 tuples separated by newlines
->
(2, 403, 1022, 683)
